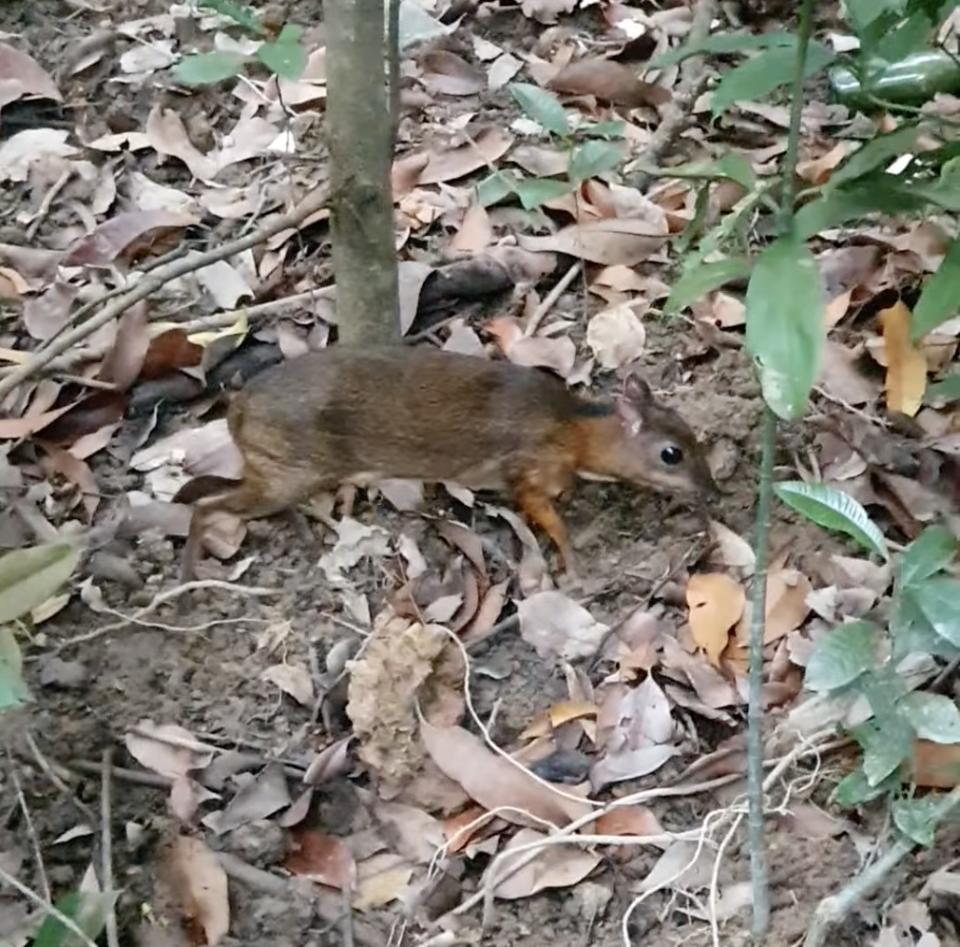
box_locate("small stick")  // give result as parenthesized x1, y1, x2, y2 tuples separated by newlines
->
(100, 749, 120, 947)
(524, 262, 581, 338)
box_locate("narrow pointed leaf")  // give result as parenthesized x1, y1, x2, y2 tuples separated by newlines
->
(173, 51, 248, 85)
(509, 83, 569, 136)
(911, 237, 960, 339)
(897, 527, 957, 591)
(664, 257, 751, 314)
(774, 481, 888, 559)
(0, 543, 80, 625)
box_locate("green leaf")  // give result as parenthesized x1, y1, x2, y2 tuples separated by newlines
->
(842, 0, 901, 30)
(876, 8, 938, 63)
(257, 28, 307, 80)
(774, 481, 888, 559)
(892, 796, 940, 847)
(711, 41, 836, 116)
(745, 235, 825, 420)
(649, 29, 795, 69)
(899, 691, 960, 743)
(897, 527, 958, 591)
(832, 766, 895, 806)
(0, 625, 29, 710)
(173, 50, 248, 85)
(911, 238, 960, 339)
(795, 177, 933, 238)
(666, 154, 756, 190)
(927, 373, 960, 406)
(805, 620, 880, 691)
(827, 124, 920, 189)
(914, 577, 960, 647)
(664, 257, 752, 314)
(476, 170, 521, 207)
(509, 83, 569, 136)
(514, 177, 575, 210)
(859, 715, 914, 785)
(892, 591, 960, 660)
(0, 543, 80, 626)
(568, 139, 626, 185)
(32, 889, 116, 947)
(198, 0, 266, 35)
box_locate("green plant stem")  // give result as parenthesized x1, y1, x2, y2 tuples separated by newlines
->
(746, 0, 815, 940)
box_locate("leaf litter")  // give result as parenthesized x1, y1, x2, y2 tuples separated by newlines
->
(0, 1, 958, 945)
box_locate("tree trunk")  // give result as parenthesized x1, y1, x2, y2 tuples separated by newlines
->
(325, 0, 400, 346)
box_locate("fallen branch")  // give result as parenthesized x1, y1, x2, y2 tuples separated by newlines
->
(0, 185, 330, 403)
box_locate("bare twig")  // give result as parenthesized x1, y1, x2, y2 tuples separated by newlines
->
(523, 262, 581, 338)
(100, 749, 120, 947)
(6, 751, 50, 903)
(0, 186, 329, 402)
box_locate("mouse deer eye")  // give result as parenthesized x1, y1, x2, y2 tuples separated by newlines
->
(661, 445, 683, 466)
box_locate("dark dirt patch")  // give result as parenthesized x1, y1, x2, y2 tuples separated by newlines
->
(0, 3, 948, 947)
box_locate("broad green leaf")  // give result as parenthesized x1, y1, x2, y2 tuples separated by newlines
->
(876, 9, 938, 63)
(515, 177, 574, 210)
(892, 591, 960, 660)
(32, 889, 116, 947)
(649, 29, 795, 69)
(927, 373, 960, 405)
(774, 481, 888, 558)
(568, 139, 626, 185)
(860, 715, 914, 785)
(832, 766, 894, 806)
(665, 154, 755, 190)
(914, 577, 960, 647)
(476, 170, 520, 207)
(897, 527, 957, 591)
(0, 543, 80, 626)
(173, 51, 248, 86)
(711, 41, 836, 116)
(745, 235, 824, 420)
(827, 124, 920, 189)
(892, 796, 940, 847)
(899, 691, 960, 743)
(509, 83, 569, 136)
(842, 0, 901, 30)
(664, 257, 752, 314)
(0, 625, 29, 710)
(257, 29, 307, 80)
(805, 621, 879, 691)
(911, 238, 960, 339)
(795, 177, 932, 238)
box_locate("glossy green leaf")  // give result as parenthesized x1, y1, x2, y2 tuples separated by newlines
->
(568, 139, 626, 185)
(0, 543, 80, 626)
(827, 124, 920, 189)
(198, 0, 265, 35)
(666, 154, 755, 190)
(897, 527, 958, 591)
(649, 29, 795, 68)
(796, 178, 933, 238)
(664, 257, 752, 314)
(32, 889, 116, 947)
(579, 120, 625, 139)
(911, 238, 960, 339)
(711, 41, 836, 116)
(927, 373, 960, 405)
(257, 28, 307, 80)
(892, 591, 960, 660)
(509, 83, 569, 136)
(774, 481, 888, 559)
(745, 235, 825, 419)
(805, 620, 880, 692)
(476, 170, 520, 207)
(914, 577, 960, 647)
(860, 715, 914, 785)
(832, 766, 893, 806)
(0, 625, 29, 710)
(899, 691, 960, 743)
(173, 51, 248, 85)
(892, 796, 940, 847)
(515, 177, 574, 210)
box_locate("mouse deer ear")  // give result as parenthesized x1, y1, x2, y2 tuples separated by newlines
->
(615, 374, 653, 430)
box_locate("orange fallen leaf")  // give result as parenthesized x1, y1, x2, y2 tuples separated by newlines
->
(686, 573, 746, 666)
(163, 835, 229, 946)
(519, 700, 598, 740)
(880, 300, 927, 416)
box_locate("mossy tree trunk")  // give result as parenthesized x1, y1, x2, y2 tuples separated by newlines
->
(325, 0, 400, 346)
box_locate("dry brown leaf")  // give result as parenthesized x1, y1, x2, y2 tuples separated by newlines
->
(421, 721, 593, 827)
(285, 829, 358, 890)
(352, 853, 414, 910)
(0, 41, 61, 108)
(817, 341, 881, 406)
(911, 739, 960, 788)
(261, 663, 314, 706)
(796, 142, 849, 185)
(163, 835, 229, 946)
(39, 444, 99, 519)
(22, 281, 77, 341)
(585, 302, 646, 369)
(518, 590, 610, 661)
(547, 59, 670, 108)
(450, 204, 493, 255)
(595, 804, 665, 841)
(520, 701, 598, 740)
(686, 573, 745, 665)
(521, 0, 578, 24)
(63, 210, 199, 267)
(489, 826, 601, 899)
(125, 721, 214, 779)
(880, 300, 927, 416)
(420, 50, 485, 96)
(417, 127, 514, 185)
(517, 218, 667, 266)
(98, 303, 150, 391)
